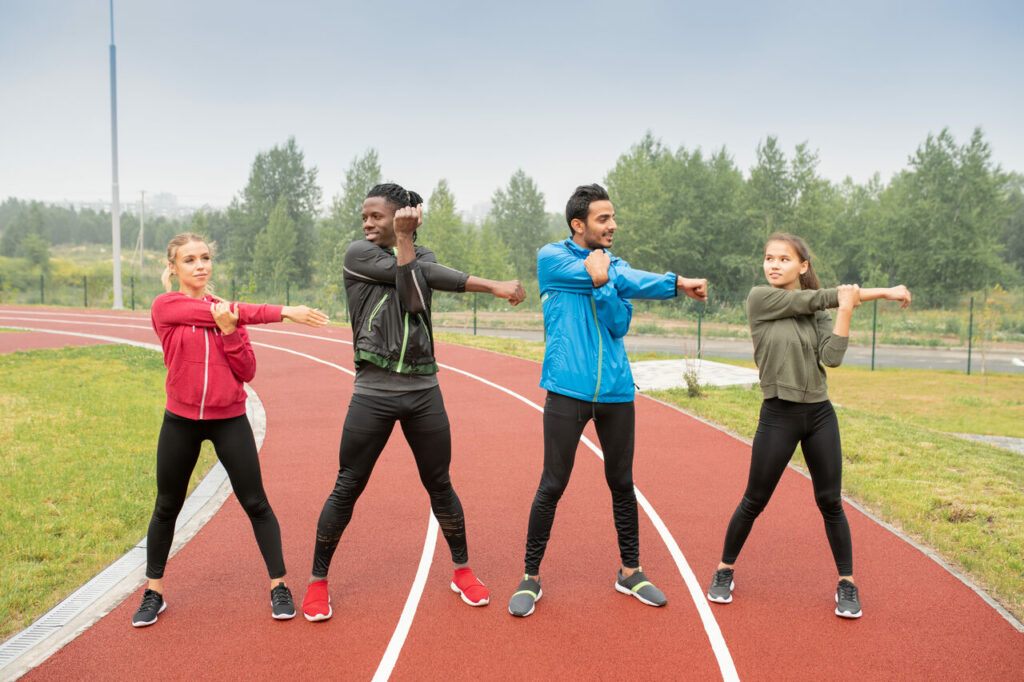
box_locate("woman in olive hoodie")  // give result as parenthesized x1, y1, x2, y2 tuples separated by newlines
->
(705, 232, 910, 619)
(132, 232, 328, 627)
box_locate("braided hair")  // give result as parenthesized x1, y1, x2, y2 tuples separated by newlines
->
(366, 183, 423, 242)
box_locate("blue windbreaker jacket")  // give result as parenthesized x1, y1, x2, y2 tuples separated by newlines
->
(538, 239, 678, 403)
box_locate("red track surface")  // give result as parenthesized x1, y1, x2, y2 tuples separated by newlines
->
(2, 305, 1021, 681)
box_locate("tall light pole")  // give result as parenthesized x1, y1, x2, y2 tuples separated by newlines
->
(109, 0, 124, 308)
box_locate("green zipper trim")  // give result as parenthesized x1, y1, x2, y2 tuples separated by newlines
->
(396, 313, 410, 373)
(366, 293, 388, 332)
(591, 297, 602, 401)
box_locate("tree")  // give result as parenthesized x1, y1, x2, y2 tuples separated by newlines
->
(421, 180, 470, 271)
(488, 170, 548, 278)
(253, 197, 299, 292)
(746, 136, 794, 240)
(21, 232, 51, 276)
(320, 150, 382, 286)
(233, 137, 321, 286)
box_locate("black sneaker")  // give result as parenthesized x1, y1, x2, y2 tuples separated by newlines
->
(508, 575, 542, 617)
(707, 568, 735, 604)
(271, 583, 296, 620)
(615, 568, 667, 607)
(132, 588, 166, 627)
(835, 579, 862, 618)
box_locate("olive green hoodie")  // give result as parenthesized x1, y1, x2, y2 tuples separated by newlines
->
(746, 285, 849, 403)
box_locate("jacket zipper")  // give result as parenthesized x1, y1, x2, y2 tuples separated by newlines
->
(396, 313, 410, 373)
(199, 328, 210, 419)
(590, 297, 603, 401)
(367, 293, 388, 332)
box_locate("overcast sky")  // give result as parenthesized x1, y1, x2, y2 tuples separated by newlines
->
(1, 0, 1020, 214)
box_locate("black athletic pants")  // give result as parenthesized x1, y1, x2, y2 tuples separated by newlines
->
(146, 410, 286, 580)
(721, 398, 853, 575)
(524, 392, 638, 576)
(312, 386, 468, 578)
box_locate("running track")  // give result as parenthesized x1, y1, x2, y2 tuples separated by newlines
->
(1, 306, 1021, 681)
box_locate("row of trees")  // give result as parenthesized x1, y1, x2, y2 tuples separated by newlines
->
(2, 128, 1022, 308)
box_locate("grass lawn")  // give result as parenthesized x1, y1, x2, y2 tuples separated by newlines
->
(437, 333, 1024, 622)
(0, 344, 215, 642)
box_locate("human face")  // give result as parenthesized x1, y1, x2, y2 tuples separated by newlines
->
(170, 240, 211, 298)
(361, 196, 397, 248)
(763, 240, 808, 290)
(572, 199, 617, 250)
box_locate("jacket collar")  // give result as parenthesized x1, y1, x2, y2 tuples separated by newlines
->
(562, 238, 618, 262)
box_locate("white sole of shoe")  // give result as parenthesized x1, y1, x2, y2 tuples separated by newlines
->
(272, 610, 296, 620)
(508, 588, 541, 617)
(450, 581, 490, 606)
(707, 580, 736, 604)
(132, 600, 167, 627)
(303, 603, 332, 622)
(614, 581, 665, 606)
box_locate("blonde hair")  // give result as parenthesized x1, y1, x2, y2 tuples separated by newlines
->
(162, 232, 216, 295)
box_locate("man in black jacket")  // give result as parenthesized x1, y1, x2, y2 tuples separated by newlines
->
(302, 183, 525, 621)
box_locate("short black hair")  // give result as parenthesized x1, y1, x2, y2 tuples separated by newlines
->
(565, 183, 610, 236)
(366, 183, 423, 210)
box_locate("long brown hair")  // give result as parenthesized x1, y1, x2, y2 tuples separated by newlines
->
(765, 232, 820, 290)
(162, 232, 216, 295)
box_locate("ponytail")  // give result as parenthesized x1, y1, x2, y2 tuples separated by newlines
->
(161, 265, 175, 292)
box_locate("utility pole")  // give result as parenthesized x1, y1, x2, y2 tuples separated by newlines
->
(109, 0, 124, 308)
(139, 189, 145, 269)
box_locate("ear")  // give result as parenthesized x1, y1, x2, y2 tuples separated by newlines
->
(570, 218, 586, 235)
(799, 261, 809, 275)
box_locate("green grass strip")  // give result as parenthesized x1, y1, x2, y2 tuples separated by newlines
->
(0, 344, 215, 641)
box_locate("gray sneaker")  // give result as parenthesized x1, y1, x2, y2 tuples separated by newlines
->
(835, 579, 862, 618)
(508, 575, 542, 617)
(707, 568, 735, 604)
(615, 568, 666, 607)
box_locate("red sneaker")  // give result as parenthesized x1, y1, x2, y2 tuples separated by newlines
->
(451, 568, 490, 606)
(302, 580, 332, 622)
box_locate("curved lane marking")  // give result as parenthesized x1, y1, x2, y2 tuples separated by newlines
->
(1, 316, 738, 681)
(250, 327, 740, 681)
(0, 325, 261, 678)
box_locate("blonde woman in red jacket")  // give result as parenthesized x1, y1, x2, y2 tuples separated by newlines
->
(133, 232, 328, 627)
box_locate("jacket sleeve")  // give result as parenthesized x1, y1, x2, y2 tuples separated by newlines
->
(343, 241, 428, 312)
(151, 293, 219, 328)
(220, 325, 257, 382)
(815, 310, 849, 368)
(419, 260, 469, 292)
(536, 243, 601, 293)
(593, 282, 632, 339)
(151, 294, 282, 329)
(234, 302, 283, 326)
(746, 286, 840, 322)
(609, 261, 678, 300)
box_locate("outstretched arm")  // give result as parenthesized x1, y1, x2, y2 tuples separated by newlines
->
(465, 277, 526, 306)
(857, 285, 912, 309)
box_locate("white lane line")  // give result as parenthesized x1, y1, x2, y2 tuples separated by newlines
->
(0, 325, 259, 679)
(18, 319, 735, 680)
(439, 364, 739, 682)
(371, 514, 440, 682)
(0, 314, 152, 331)
(247, 326, 740, 680)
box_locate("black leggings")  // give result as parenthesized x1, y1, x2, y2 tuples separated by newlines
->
(524, 392, 638, 575)
(146, 410, 285, 580)
(312, 387, 467, 578)
(721, 398, 853, 575)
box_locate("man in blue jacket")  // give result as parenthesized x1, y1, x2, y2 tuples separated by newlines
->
(508, 183, 707, 617)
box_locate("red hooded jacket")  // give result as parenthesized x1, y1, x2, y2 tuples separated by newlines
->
(151, 292, 283, 420)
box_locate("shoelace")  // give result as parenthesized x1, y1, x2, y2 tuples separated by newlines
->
(712, 569, 733, 587)
(837, 581, 858, 602)
(271, 585, 292, 605)
(139, 590, 162, 611)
